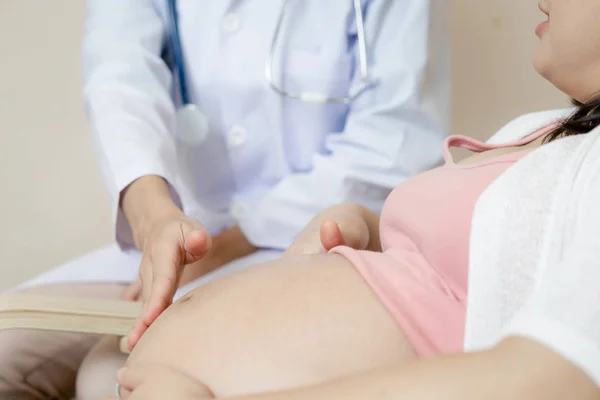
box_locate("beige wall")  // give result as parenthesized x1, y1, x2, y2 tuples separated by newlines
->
(0, 1, 567, 290)
(0, 1, 111, 290)
(450, 1, 567, 140)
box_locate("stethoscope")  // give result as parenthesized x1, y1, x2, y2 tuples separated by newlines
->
(167, 0, 370, 108)
(265, 0, 371, 104)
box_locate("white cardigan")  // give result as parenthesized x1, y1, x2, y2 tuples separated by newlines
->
(465, 108, 600, 386)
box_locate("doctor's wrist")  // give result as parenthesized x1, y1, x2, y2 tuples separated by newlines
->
(121, 175, 183, 249)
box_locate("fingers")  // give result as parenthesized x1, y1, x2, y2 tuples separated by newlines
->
(116, 364, 215, 399)
(128, 302, 149, 350)
(115, 364, 169, 399)
(123, 278, 143, 301)
(117, 365, 147, 393)
(128, 254, 153, 350)
(144, 239, 181, 323)
(145, 224, 211, 315)
(338, 217, 370, 250)
(320, 217, 370, 251)
(128, 285, 175, 348)
(119, 387, 132, 399)
(129, 218, 210, 350)
(145, 270, 176, 323)
(115, 365, 153, 399)
(127, 317, 146, 351)
(320, 219, 346, 251)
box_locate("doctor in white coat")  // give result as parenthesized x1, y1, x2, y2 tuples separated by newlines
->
(0, 0, 450, 399)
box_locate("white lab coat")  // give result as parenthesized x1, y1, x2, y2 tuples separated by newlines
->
(17, 0, 450, 294)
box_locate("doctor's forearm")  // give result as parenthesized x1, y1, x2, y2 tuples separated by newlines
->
(121, 175, 183, 249)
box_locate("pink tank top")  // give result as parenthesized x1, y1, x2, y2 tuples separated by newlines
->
(377, 126, 553, 301)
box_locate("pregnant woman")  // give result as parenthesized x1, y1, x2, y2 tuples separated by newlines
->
(112, 1, 600, 399)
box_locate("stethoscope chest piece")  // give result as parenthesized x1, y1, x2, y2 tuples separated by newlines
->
(175, 104, 210, 145)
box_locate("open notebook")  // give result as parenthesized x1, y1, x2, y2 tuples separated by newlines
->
(0, 294, 139, 353)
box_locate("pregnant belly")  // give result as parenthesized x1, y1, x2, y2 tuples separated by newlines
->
(125, 269, 279, 395)
(125, 253, 413, 397)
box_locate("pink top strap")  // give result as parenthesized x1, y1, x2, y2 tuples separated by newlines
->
(442, 123, 559, 164)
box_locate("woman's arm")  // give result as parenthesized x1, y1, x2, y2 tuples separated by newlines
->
(113, 336, 598, 400)
(225, 337, 599, 400)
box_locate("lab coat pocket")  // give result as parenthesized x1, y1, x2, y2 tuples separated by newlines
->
(282, 48, 354, 99)
(280, 49, 353, 172)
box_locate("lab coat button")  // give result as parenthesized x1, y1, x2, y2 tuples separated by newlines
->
(227, 125, 247, 147)
(230, 201, 245, 219)
(221, 13, 241, 33)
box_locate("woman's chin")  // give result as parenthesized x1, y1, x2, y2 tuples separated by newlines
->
(532, 49, 551, 80)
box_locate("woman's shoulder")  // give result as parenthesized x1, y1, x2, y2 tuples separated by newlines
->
(486, 108, 575, 145)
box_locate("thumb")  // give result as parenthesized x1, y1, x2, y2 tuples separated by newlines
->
(320, 219, 346, 251)
(321, 218, 370, 251)
(182, 227, 211, 264)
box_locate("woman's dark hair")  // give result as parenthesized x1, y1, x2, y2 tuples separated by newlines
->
(544, 97, 600, 142)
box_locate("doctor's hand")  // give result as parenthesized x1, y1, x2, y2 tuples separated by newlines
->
(284, 203, 374, 257)
(127, 210, 211, 350)
(177, 225, 258, 285)
(127, 222, 258, 350)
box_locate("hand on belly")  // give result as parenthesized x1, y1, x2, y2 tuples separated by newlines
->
(124, 253, 414, 397)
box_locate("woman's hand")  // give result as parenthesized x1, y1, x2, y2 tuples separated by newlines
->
(104, 364, 214, 400)
(284, 203, 380, 257)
